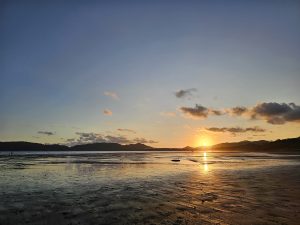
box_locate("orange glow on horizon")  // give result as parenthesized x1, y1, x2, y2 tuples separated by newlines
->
(196, 136, 213, 147)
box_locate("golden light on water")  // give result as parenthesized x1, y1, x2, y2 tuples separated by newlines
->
(203, 152, 207, 162)
(203, 151, 209, 172)
(204, 163, 209, 172)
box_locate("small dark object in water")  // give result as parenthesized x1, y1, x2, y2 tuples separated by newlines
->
(171, 159, 180, 162)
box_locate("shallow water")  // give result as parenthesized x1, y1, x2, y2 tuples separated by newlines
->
(1, 151, 300, 225)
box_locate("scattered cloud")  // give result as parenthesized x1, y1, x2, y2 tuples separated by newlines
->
(66, 132, 157, 146)
(180, 104, 224, 119)
(181, 102, 300, 124)
(252, 134, 266, 137)
(210, 109, 224, 116)
(103, 109, 113, 116)
(206, 126, 266, 134)
(132, 138, 158, 144)
(180, 104, 209, 118)
(105, 135, 132, 144)
(66, 138, 75, 142)
(37, 131, 55, 136)
(104, 91, 119, 100)
(160, 111, 177, 117)
(175, 88, 197, 98)
(227, 106, 248, 116)
(248, 102, 300, 124)
(74, 132, 106, 144)
(117, 128, 136, 134)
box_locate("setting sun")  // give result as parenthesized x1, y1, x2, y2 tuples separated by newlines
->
(197, 137, 213, 147)
(1, 1, 300, 224)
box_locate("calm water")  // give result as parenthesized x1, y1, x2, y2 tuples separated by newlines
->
(0, 151, 299, 193)
(1, 151, 300, 225)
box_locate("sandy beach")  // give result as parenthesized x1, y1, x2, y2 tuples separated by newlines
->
(0, 151, 300, 225)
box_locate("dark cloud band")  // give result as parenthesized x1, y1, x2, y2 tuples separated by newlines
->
(38, 131, 55, 136)
(206, 126, 266, 133)
(180, 102, 300, 124)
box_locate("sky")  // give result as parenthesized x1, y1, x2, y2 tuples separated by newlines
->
(1, 0, 300, 147)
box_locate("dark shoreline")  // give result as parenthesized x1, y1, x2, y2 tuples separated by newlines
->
(1, 136, 300, 153)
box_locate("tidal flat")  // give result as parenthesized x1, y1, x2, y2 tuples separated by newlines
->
(0, 151, 300, 225)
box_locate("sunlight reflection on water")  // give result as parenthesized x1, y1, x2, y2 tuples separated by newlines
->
(203, 152, 209, 173)
(1, 151, 300, 225)
(0, 151, 299, 192)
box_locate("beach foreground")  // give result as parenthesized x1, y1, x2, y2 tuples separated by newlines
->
(0, 151, 300, 225)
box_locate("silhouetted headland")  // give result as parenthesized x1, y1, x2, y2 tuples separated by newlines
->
(1, 137, 300, 153)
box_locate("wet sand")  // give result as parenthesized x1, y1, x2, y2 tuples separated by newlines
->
(0, 151, 300, 225)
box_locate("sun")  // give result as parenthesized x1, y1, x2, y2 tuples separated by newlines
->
(201, 140, 210, 147)
(197, 136, 212, 147)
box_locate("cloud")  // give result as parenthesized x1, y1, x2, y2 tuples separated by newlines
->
(227, 106, 248, 116)
(180, 104, 209, 118)
(180, 104, 224, 119)
(210, 109, 224, 116)
(181, 102, 300, 124)
(206, 126, 266, 134)
(104, 91, 119, 100)
(226, 102, 300, 124)
(117, 128, 136, 134)
(66, 138, 75, 142)
(74, 132, 106, 144)
(249, 102, 300, 124)
(105, 135, 132, 144)
(175, 88, 197, 98)
(67, 132, 157, 146)
(103, 109, 113, 116)
(37, 131, 55, 136)
(132, 138, 158, 144)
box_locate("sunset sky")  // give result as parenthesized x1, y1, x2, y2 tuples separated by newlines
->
(1, 0, 300, 147)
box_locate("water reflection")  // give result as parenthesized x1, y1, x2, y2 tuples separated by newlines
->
(204, 163, 209, 172)
(203, 152, 209, 172)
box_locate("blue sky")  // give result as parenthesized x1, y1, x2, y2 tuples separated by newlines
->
(1, 0, 300, 147)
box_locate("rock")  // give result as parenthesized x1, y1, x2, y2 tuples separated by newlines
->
(171, 159, 180, 162)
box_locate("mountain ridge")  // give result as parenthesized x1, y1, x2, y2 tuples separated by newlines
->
(0, 137, 300, 152)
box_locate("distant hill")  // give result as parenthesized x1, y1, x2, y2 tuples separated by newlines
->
(0, 141, 153, 151)
(123, 143, 153, 150)
(211, 137, 300, 152)
(0, 137, 300, 152)
(0, 142, 69, 151)
(71, 143, 122, 151)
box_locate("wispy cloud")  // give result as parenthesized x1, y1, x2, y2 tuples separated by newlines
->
(117, 128, 136, 134)
(67, 132, 157, 146)
(132, 137, 158, 144)
(37, 131, 55, 136)
(175, 88, 197, 98)
(227, 106, 248, 116)
(103, 109, 113, 116)
(104, 91, 119, 100)
(206, 126, 266, 134)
